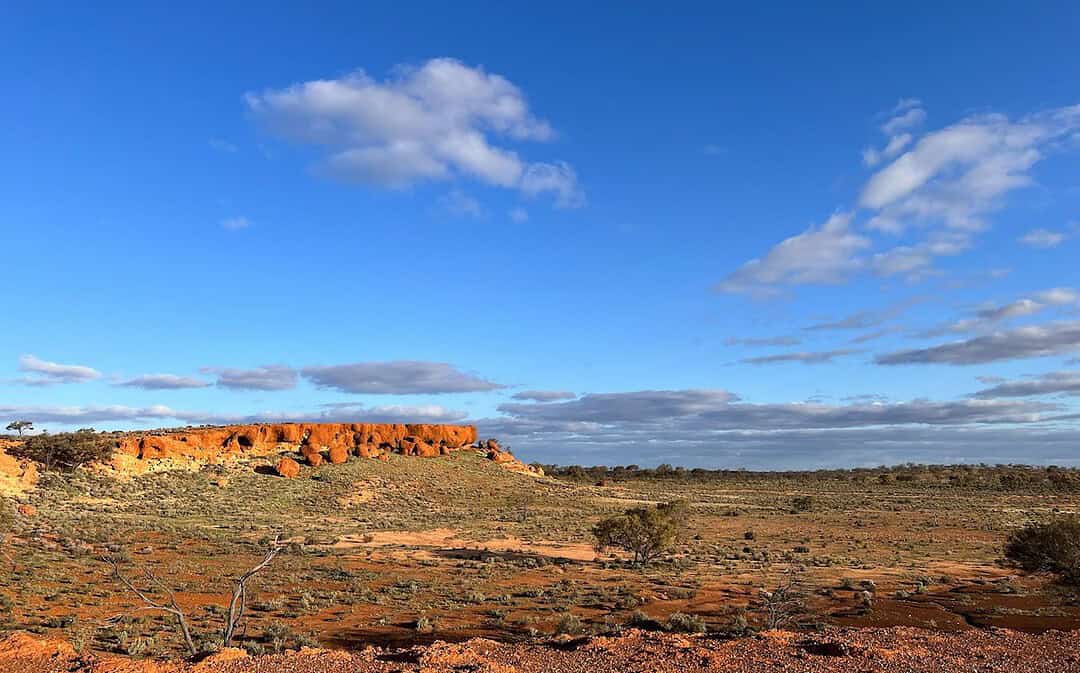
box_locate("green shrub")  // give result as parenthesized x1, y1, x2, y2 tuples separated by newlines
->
(10, 430, 115, 471)
(553, 613, 584, 635)
(1004, 517, 1080, 585)
(592, 501, 683, 566)
(666, 612, 706, 633)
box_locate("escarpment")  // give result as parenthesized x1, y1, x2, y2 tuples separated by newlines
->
(114, 423, 479, 464)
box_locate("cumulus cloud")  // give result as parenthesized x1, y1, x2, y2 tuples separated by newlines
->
(877, 321, 1080, 365)
(1020, 228, 1067, 248)
(206, 365, 298, 391)
(510, 390, 578, 402)
(301, 360, 503, 394)
(246, 58, 581, 205)
(973, 370, 1080, 398)
(715, 212, 870, 296)
(115, 374, 212, 390)
(17, 354, 101, 385)
(740, 349, 862, 365)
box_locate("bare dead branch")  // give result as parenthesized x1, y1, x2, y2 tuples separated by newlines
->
(105, 555, 197, 656)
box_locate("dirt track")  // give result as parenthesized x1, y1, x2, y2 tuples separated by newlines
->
(3, 627, 1079, 673)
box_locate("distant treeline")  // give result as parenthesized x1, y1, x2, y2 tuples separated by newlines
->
(536, 462, 1080, 492)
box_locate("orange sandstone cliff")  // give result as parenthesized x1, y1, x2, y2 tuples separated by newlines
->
(114, 423, 479, 465)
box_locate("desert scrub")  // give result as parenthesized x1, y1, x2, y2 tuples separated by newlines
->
(11, 430, 115, 471)
(666, 611, 706, 633)
(1004, 516, 1080, 584)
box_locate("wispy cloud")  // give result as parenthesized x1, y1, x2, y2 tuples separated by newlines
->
(510, 390, 578, 402)
(301, 360, 503, 394)
(740, 348, 862, 365)
(718, 103, 1080, 294)
(114, 374, 212, 390)
(973, 370, 1080, 398)
(1020, 228, 1067, 248)
(17, 354, 101, 385)
(203, 365, 298, 391)
(715, 212, 869, 296)
(877, 321, 1080, 365)
(221, 216, 252, 230)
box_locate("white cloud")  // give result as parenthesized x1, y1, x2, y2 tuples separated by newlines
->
(519, 161, 585, 208)
(882, 106, 926, 136)
(716, 212, 870, 296)
(17, 354, 101, 385)
(1020, 228, 1066, 248)
(862, 107, 1080, 232)
(246, 58, 581, 205)
(437, 189, 483, 217)
(863, 133, 912, 167)
(720, 103, 1080, 295)
(221, 216, 252, 230)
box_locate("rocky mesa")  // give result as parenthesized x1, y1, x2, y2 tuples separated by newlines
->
(114, 422, 480, 464)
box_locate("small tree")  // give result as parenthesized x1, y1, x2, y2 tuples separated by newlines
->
(5, 420, 32, 437)
(592, 501, 684, 566)
(1004, 517, 1080, 585)
(10, 429, 114, 471)
(107, 536, 287, 657)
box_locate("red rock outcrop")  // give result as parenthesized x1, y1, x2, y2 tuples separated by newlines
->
(275, 457, 301, 479)
(112, 423, 479, 466)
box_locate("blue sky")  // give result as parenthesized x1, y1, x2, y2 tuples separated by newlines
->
(2, 2, 1080, 468)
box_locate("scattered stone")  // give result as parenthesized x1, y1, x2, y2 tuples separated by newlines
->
(16, 503, 36, 518)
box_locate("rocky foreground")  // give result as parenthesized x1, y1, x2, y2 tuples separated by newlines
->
(2, 628, 1079, 673)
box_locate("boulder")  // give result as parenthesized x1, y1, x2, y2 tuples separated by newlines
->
(328, 446, 349, 464)
(306, 452, 323, 467)
(275, 457, 301, 478)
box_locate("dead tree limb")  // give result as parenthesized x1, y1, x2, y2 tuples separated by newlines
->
(222, 535, 286, 645)
(105, 556, 197, 656)
(105, 535, 286, 657)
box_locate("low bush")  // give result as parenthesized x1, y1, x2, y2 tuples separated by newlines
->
(666, 612, 706, 633)
(1004, 517, 1080, 585)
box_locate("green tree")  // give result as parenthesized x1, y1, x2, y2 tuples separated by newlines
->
(9, 429, 114, 471)
(592, 501, 684, 566)
(1004, 517, 1080, 585)
(5, 420, 32, 437)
